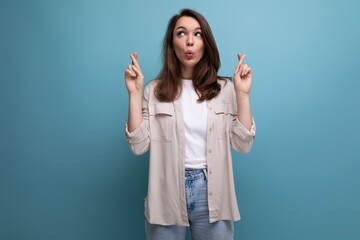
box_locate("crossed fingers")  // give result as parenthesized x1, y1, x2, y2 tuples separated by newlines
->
(126, 52, 142, 78)
(235, 52, 251, 78)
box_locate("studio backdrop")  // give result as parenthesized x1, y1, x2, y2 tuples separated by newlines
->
(1, 0, 360, 239)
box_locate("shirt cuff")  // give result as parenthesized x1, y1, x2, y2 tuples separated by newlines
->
(233, 117, 256, 141)
(125, 120, 148, 144)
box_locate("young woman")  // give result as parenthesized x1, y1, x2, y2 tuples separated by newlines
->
(124, 8, 256, 240)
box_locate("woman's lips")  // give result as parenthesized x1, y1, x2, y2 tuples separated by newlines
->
(185, 51, 194, 58)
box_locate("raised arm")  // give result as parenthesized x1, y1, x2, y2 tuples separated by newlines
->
(125, 52, 144, 132)
(233, 52, 253, 130)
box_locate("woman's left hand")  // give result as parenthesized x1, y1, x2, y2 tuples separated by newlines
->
(233, 52, 252, 95)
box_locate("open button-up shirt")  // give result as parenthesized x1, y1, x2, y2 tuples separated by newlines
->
(125, 79, 256, 226)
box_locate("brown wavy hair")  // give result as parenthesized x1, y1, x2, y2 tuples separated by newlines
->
(155, 8, 226, 102)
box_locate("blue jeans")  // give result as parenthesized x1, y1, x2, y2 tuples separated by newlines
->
(145, 169, 234, 240)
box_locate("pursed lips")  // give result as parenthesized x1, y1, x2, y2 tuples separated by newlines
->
(185, 51, 194, 58)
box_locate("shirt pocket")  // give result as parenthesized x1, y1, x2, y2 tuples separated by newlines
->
(149, 103, 174, 142)
(214, 103, 237, 140)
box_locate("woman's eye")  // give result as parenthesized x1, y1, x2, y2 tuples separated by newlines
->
(195, 32, 202, 37)
(177, 31, 185, 36)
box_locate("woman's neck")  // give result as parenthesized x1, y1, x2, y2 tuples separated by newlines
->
(181, 66, 193, 79)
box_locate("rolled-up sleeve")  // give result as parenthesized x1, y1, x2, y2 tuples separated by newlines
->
(231, 116, 256, 154)
(125, 120, 150, 155)
(125, 84, 151, 155)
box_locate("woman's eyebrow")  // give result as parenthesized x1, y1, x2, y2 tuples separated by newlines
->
(176, 26, 186, 30)
(176, 26, 202, 30)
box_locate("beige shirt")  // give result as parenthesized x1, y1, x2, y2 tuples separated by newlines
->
(125, 78, 256, 226)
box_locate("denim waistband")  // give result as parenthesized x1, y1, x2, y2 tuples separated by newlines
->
(185, 168, 207, 181)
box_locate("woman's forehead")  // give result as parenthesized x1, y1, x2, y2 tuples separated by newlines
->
(174, 16, 201, 30)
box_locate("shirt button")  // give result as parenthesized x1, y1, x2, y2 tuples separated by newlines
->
(209, 107, 212, 110)
(209, 192, 213, 196)
(209, 170, 212, 174)
(208, 149, 212, 153)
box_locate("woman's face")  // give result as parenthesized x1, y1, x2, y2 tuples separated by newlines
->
(173, 16, 204, 77)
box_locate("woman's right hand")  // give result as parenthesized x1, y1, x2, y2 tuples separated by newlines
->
(124, 52, 144, 94)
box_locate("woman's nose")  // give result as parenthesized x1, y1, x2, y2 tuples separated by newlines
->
(186, 36, 194, 46)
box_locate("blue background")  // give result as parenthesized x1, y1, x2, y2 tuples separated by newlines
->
(1, 0, 360, 239)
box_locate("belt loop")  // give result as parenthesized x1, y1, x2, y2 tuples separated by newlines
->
(202, 168, 208, 181)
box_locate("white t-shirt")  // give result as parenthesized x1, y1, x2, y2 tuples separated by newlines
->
(181, 79, 208, 169)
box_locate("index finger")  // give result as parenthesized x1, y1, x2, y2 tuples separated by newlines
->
(130, 52, 140, 68)
(238, 52, 246, 65)
(234, 53, 246, 74)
